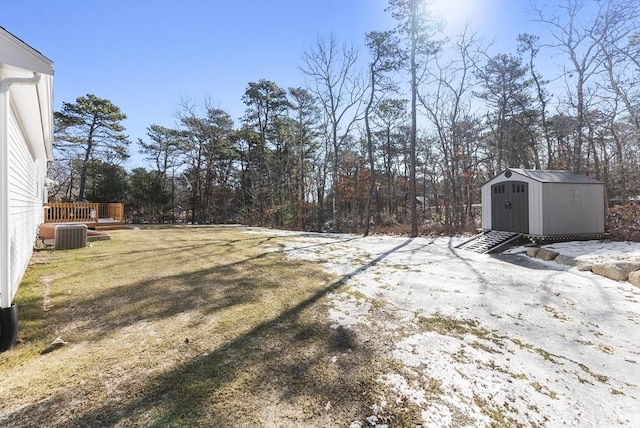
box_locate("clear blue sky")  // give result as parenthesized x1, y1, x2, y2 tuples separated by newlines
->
(0, 0, 570, 169)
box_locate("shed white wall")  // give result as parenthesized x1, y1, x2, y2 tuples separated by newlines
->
(528, 180, 543, 235)
(481, 172, 544, 234)
(481, 185, 491, 230)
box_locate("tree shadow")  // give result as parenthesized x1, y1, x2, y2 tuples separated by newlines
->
(2, 231, 416, 427)
(37, 230, 366, 343)
(450, 242, 623, 331)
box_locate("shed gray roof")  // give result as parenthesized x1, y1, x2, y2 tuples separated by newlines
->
(508, 169, 602, 184)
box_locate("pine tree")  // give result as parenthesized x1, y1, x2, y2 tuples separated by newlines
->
(54, 94, 129, 201)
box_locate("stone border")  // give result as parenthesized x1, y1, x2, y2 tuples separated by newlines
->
(525, 247, 640, 288)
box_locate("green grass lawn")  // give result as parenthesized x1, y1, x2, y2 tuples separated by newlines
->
(0, 226, 418, 427)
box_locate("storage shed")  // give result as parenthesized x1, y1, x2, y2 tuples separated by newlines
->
(481, 169, 605, 237)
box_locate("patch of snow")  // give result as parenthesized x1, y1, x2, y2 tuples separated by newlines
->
(381, 373, 426, 406)
(328, 294, 372, 328)
(543, 240, 640, 263)
(421, 402, 453, 427)
(265, 231, 640, 426)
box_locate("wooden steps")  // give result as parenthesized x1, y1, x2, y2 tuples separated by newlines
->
(87, 230, 111, 241)
(87, 222, 125, 231)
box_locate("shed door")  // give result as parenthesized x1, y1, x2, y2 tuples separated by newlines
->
(491, 181, 529, 233)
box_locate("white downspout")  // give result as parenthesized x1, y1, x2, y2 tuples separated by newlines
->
(0, 72, 42, 309)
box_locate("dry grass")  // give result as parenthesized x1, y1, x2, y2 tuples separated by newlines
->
(0, 226, 405, 427)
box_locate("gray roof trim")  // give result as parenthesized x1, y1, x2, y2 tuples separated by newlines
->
(509, 169, 602, 184)
(483, 169, 603, 185)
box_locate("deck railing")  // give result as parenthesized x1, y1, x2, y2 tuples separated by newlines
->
(44, 202, 124, 224)
(99, 203, 124, 221)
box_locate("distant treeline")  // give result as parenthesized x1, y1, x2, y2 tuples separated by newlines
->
(49, 0, 640, 234)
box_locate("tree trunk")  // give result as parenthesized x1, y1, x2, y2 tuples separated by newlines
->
(363, 66, 376, 237)
(409, 1, 418, 237)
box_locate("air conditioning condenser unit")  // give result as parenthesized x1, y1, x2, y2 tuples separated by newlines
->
(54, 224, 87, 250)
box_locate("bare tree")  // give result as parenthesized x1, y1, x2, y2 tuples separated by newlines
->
(593, 1, 640, 138)
(534, 0, 619, 173)
(420, 26, 482, 227)
(518, 33, 556, 169)
(301, 34, 365, 232)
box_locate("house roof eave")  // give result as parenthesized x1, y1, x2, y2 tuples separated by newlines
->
(0, 26, 54, 76)
(1, 27, 54, 160)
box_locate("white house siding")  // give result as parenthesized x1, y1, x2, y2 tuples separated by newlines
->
(0, 28, 53, 351)
(7, 106, 42, 301)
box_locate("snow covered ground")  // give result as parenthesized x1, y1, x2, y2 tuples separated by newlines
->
(259, 229, 640, 427)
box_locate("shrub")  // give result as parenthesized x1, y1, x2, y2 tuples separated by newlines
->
(606, 204, 640, 241)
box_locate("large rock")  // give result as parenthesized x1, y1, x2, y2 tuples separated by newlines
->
(629, 270, 640, 288)
(555, 254, 578, 266)
(526, 247, 541, 258)
(535, 248, 559, 261)
(591, 261, 640, 281)
(576, 261, 594, 272)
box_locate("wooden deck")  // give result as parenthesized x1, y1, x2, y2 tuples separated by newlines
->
(44, 202, 125, 230)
